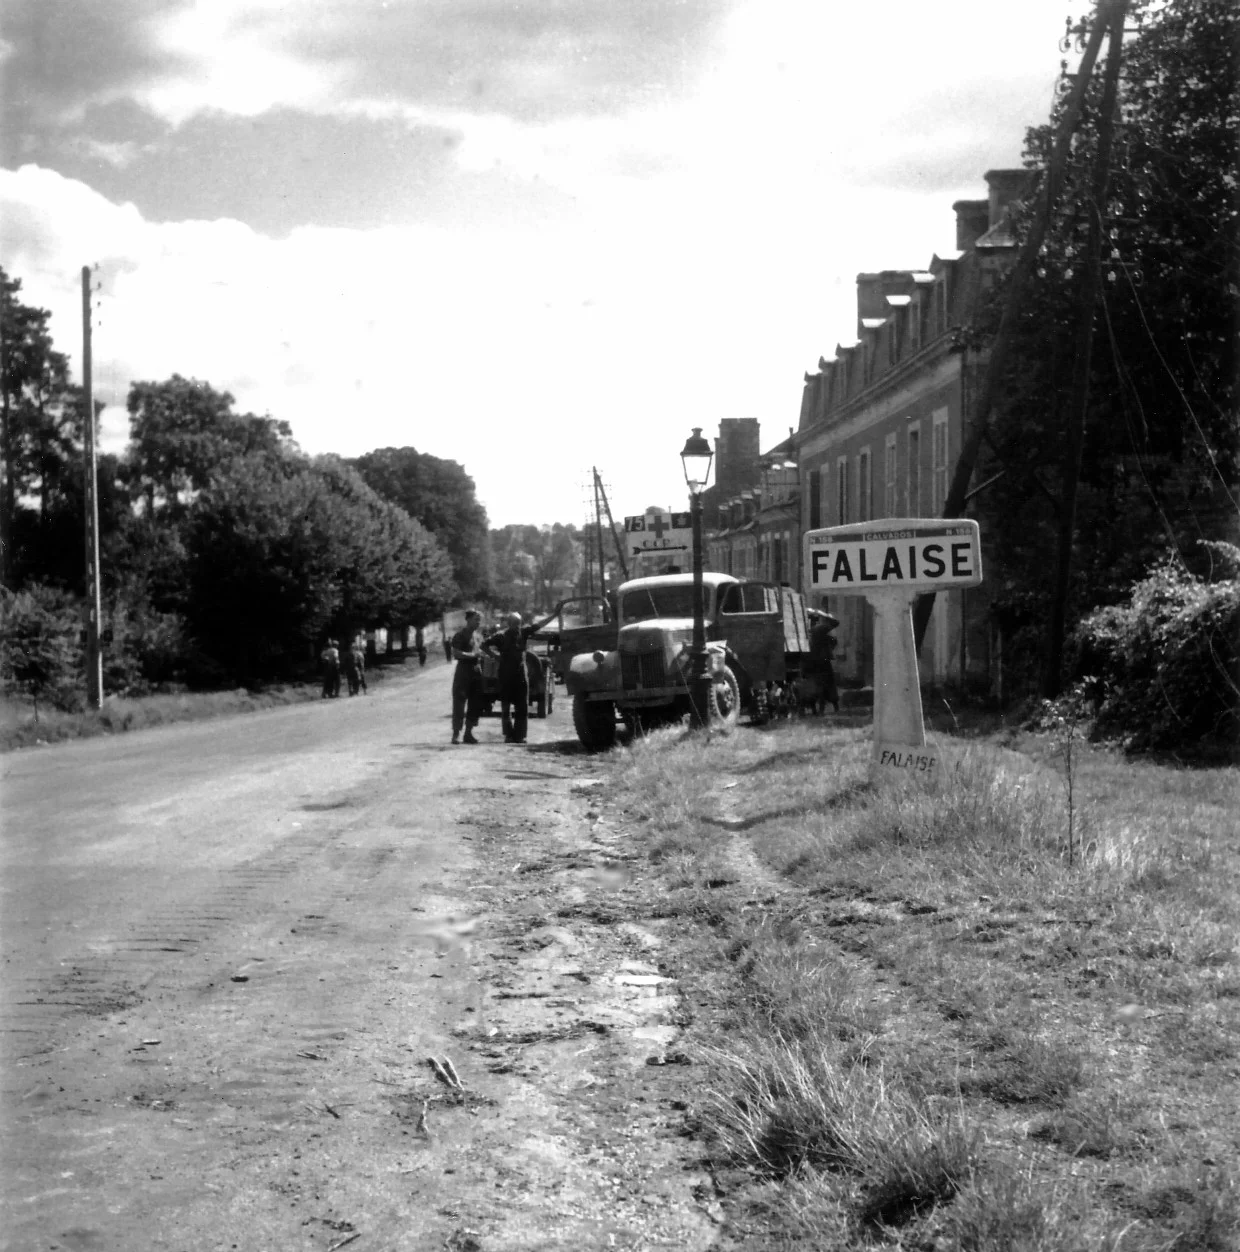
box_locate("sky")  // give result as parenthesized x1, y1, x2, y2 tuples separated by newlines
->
(0, 0, 1081, 528)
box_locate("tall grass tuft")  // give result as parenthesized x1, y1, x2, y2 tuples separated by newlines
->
(700, 1037, 976, 1227)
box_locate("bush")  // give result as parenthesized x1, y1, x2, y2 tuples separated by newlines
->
(0, 583, 85, 717)
(1070, 543, 1240, 755)
(101, 599, 190, 695)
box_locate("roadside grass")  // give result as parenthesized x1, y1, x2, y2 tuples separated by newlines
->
(0, 653, 434, 752)
(602, 719, 1240, 1249)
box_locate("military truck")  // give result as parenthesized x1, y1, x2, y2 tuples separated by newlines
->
(564, 572, 813, 748)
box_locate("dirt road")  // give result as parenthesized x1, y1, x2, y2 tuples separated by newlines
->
(1, 664, 718, 1251)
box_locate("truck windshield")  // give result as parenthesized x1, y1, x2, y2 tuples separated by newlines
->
(619, 586, 711, 624)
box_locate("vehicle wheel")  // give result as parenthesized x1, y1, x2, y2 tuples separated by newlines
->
(708, 664, 741, 732)
(535, 693, 547, 719)
(573, 693, 616, 749)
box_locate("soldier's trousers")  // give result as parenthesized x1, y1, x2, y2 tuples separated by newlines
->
(451, 665, 482, 735)
(499, 671, 529, 742)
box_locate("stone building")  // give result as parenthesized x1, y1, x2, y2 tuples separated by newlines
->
(795, 169, 1032, 686)
(707, 436, 800, 586)
(700, 417, 761, 529)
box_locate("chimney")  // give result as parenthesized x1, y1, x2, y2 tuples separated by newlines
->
(855, 273, 885, 333)
(952, 199, 989, 252)
(984, 168, 1034, 229)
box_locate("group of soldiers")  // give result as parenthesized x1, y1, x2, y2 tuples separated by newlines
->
(449, 609, 552, 745)
(319, 638, 368, 699)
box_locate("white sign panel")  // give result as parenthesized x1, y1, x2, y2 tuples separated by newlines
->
(804, 518, 982, 595)
(624, 511, 692, 558)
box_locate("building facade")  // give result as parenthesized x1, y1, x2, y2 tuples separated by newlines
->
(707, 436, 800, 587)
(796, 169, 1031, 687)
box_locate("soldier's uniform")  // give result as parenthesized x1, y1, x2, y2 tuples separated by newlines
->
(807, 616, 840, 714)
(450, 616, 483, 744)
(350, 644, 367, 694)
(485, 617, 535, 744)
(320, 640, 341, 699)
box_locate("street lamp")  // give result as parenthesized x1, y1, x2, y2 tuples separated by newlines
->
(680, 427, 714, 729)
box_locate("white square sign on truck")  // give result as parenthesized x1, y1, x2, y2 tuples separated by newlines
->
(804, 518, 982, 774)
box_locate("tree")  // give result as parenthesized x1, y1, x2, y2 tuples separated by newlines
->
(351, 446, 492, 601)
(969, 0, 1239, 696)
(185, 450, 455, 680)
(1, 268, 92, 586)
(124, 375, 293, 513)
(490, 523, 582, 612)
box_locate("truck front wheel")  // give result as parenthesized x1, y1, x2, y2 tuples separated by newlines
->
(709, 664, 741, 732)
(573, 693, 616, 749)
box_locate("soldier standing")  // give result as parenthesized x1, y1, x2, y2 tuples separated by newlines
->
(483, 609, 560, 744)
(807, 609, 841, 714)
(350, 640, 367, 694)
(484, 612, 533, 744)
(450, 610, 484, 745)
(320, 638, 341, 699)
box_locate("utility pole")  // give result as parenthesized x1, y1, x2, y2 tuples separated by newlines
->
(1044, 1, 1127, 696)
(81, 266, 103, 710)
(592, 469, 607, 603)
(911, 0, 1122, 652)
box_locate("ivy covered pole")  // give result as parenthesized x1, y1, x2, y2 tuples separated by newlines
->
(1044, 1, 1128, 696)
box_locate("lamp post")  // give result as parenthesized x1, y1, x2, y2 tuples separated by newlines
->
(680, 427, 714, 729)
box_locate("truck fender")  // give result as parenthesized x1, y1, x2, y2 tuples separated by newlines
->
(566, 648, 620, 697)
(722, 646, 754, 696)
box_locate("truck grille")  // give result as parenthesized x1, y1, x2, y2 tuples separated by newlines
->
(621, 651, 666, 690)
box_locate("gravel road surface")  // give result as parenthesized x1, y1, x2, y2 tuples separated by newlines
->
(1, 664, 718, 1251)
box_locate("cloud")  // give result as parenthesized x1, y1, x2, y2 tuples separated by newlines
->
(4, 0, 731, 137)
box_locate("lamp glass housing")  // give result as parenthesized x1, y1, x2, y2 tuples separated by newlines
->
(680, 427, 714, 495)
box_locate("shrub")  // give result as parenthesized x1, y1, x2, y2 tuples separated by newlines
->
(1070, 543, 1240, 755)
(0, 583, 85, 717)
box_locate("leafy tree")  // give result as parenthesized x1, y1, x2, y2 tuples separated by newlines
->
(351, 446, 491, 601)
(1, 268, 95, 585)
(124, 375, 293, 513)
(490, 523, 581, 612)
(185, 451, 455, 680)
(974, 0, 1239, 696)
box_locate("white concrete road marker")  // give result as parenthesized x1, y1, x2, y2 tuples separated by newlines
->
(803, 518, 983, 774)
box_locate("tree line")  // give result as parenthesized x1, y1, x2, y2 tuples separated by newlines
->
(0, 283, 502, 703)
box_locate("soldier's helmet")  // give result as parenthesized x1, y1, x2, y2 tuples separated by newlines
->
(507, 612, 523, 628)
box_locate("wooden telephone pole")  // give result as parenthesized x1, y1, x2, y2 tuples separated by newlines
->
(81, 266, 103, 709)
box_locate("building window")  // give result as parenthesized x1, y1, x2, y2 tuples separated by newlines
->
(932, 408, 949, 512)
(907, 423, 921, 516)
(884, 433, 898, 516)
(836, 456, 848, 524)
(808, 468, 821, 530)
(858, 447, 872, 522)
